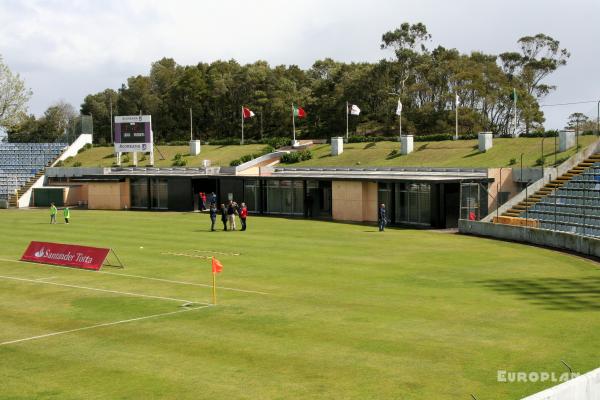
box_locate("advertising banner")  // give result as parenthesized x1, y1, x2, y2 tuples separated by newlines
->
(21, 241, 110, 271)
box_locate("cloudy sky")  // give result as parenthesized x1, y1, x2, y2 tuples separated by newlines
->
(1, 0, 598, 129)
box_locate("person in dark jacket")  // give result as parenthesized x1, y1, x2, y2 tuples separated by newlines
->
(378, 203, 387, 232)
(209, 203, 217, 231)
(239, 202, 248, 231)
(220, 203, 228, 231)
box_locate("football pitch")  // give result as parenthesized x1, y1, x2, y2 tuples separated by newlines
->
(0, 209, 599, 399)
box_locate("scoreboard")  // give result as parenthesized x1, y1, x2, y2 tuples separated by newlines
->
(114, 115, 153, 153)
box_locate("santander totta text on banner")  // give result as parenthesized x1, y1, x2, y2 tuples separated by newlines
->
(21, 241, 111, 271)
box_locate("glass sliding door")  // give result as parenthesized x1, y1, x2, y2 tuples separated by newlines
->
(130, 178, 148, 209)
(265, 179, 304, 216)
(394, 182, 431, 226)
(150, 178, 168, 210)
(244, 179, 260, 212)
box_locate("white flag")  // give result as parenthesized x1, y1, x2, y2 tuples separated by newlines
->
(395, 100, 403, 116)
(349, 104, 361, 116)
(455, 94, 460, 106)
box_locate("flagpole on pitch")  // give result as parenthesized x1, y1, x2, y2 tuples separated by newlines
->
(241, 106, 244, 145)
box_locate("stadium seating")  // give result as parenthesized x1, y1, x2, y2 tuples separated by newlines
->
(501, 153, 600, 238)
(0, 143, 67, 205)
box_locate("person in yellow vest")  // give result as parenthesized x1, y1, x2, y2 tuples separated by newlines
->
(50, 203, 57, 224)
(63, 206, 71, 224)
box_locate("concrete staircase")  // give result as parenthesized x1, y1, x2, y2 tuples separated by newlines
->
(502, 153, 600, 218)
(7, 170, 45, 207)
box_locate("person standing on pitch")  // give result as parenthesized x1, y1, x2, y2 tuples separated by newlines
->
(378, 203, 387, 232)
(239, 202, 248, 231)
(209, 203, 217, 231)
(63, 206, 71, 224)
(227, 201, 237, 231)
(220, 203, 228, 231)
(201, 192, 207, 211)
(50, 202, 57, 224)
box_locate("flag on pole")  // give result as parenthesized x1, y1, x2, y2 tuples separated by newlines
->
(455, 94, 460, 107)
(211, 256, 222, 305)
(395, 100, 403, 116)
(242, 107, 255, 119)
(212, 257, 223, 273)
(511, 88, 518, 101)
(293, 105, 306, 118)
(348, 104, 361, 116)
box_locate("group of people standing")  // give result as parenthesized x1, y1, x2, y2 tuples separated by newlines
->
(208, 200, 248, 232)
(49, 202, 70, 224)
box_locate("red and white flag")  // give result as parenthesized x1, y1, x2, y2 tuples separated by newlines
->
(242, 107, 255, 119)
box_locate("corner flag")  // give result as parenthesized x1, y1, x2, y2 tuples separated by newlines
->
(212, 257, 223, 273)
(211, 256, 223, 305)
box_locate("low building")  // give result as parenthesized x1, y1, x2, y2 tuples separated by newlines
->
(44, 164, 512, 229)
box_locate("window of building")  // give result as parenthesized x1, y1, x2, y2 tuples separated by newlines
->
(244, 179, 260, 212)
(130, 178, 148, 209)
(394, 182, 431, 226)
(150, 178, 168, 210)
(265, 179, 304, 215)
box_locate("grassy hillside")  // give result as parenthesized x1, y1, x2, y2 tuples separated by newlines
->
(1, 210, 599, 399)
(61, 137, 598, 169)
(61, 144, 268, 168)
(295, 136, 598, 168)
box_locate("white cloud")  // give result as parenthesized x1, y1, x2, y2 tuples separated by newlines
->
(0, 0, 599, 129)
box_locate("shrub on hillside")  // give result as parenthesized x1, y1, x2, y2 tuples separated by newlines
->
(229, 159, 242, 167)
(281, 150, 312, 164)
(73, 161, 82, 167)
(265, 137, 290, 149)
(172, 153, 187, 166)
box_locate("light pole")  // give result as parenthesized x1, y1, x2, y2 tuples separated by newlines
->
(541, 136, 545, 179)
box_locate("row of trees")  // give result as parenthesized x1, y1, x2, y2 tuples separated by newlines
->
(4, 23, 573, 143)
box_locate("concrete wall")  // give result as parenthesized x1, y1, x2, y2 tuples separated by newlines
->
(64, 185, 86, 206)
(235, 151, 289, 175)
(521, 367, 600, 400)
(332, 180, 378, 222)
(55, 134, 93, 162)
(487, 168, 520, 211)
(459, 220, 600, 258)
(87, 181, 130, 210)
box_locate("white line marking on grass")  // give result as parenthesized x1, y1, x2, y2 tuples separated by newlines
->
(35, 276, 56, 281)
(0, 275, 197, 304)
(0, 305, 211, 346)
(99, 271, 270, 295)
(0, 257, 270, 295)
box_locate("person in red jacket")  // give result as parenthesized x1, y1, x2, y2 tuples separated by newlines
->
(239, 202, 248, 231)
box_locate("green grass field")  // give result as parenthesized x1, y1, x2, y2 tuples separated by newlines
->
(296, 136, 598, 168)
(1, 209, 599, 399)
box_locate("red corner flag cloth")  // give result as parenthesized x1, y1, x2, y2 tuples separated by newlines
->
(242, 107, 255, 119)
(212, 257, 223, 273)
(293, 105, 306, 118)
